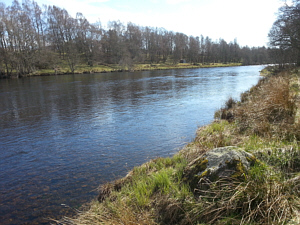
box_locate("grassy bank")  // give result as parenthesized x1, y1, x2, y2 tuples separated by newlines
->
(24, 62, 242, 77)
(58, 66, 300, 225)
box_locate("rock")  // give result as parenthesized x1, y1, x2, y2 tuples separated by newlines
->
(183, 146, 256, 191)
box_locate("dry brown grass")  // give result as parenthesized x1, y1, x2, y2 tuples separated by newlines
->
(184, 166, 299, 225)
(217, 72, 299, 142)
(57, 199, 157, 225)
(180, 120, 243, 162)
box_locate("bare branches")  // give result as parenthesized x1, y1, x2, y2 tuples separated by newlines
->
(269, 0, 300, 65)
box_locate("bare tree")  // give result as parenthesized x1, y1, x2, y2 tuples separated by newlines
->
(125, 22, 143, 63)
(229, 38, 241, 63)
(0, 0, 272, 78)
(188, 36, 200, 63)
(173, 32, 188, 64)
(47, 5, 69, 58)
(269, 0, 300, 64)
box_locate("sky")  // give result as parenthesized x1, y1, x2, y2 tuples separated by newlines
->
(2, 0, 285, 47)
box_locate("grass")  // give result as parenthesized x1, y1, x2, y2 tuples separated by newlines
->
(25, 61, 242, 77)
(57, 66, 300, 225)
(59, 156, 192, 225)
(3, 58, 242, 78)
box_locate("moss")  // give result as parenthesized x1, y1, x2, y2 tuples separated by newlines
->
(246, 155, 257, 166)
(202, 168, 221, 182)
(199, 169, 210, 178)
(195, 158, 208, 171)
(183, 157, 208, 190)
(225, 159, 247, 180)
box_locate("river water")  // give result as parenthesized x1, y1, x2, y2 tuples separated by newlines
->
(0, 65, 264, 224)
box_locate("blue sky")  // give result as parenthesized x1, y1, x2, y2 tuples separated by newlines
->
(2, 0, 284, 47)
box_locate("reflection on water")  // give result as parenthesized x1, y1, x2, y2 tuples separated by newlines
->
(0, 65, 264, 224)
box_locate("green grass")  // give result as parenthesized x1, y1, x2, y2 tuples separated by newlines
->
(28, 61, 242, 76)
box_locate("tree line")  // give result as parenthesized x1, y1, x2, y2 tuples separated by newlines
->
(0, 0, 273, 77)
(269, 0, 300, 66)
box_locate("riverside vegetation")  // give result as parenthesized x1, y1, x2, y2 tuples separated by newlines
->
(56, 66, 300, 225)
(14, 61, 243, 77)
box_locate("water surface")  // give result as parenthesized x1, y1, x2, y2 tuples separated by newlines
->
(0, 65, 264, 224)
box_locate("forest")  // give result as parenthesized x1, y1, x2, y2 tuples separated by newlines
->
(0, 0, 292, 78)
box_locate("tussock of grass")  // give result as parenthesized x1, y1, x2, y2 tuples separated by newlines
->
(179, 120, 239, 162)
(216, 71, 299, 141)
(58, 66, 300, 225)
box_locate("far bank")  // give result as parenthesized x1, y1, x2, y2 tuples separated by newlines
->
(1, 62, 243, 79)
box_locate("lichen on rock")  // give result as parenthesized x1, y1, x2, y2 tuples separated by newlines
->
(183, 146, 256, 191)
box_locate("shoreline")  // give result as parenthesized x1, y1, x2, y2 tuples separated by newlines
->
(57, 65, 300, 224)
(1, 62, 243, 79)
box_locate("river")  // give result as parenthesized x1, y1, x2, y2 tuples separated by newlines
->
(0, 65, 264, 224)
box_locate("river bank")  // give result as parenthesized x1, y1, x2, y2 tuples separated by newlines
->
(1, 62, 242, 79)
(1, 65, 264, 225)
(57, 66, 300, 225)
